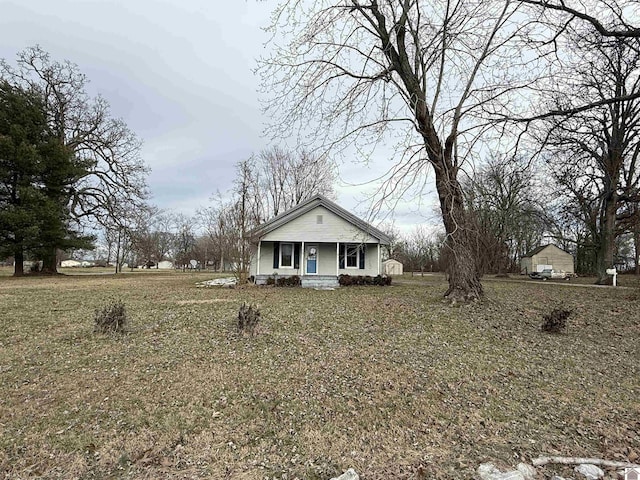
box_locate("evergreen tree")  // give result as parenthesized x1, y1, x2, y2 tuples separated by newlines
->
(0, 81, 44, 275)
(0, 82, 92, 276)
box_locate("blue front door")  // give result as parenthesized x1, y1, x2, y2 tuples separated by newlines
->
(306, 245, 317, 274)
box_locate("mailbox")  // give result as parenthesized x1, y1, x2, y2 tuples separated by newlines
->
(606, 268, 617, 275)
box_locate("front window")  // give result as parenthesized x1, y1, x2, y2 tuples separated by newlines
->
(346, 244, 359, 268)
(280, 243, 293, 268)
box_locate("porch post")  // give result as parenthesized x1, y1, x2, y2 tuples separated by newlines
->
(256, 240, 261, 276)
(336, 242, 339, 275)
(301, 241, 305, 276)
(377, 243, 380, 275)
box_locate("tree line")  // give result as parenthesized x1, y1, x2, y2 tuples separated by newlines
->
(86, 147, 336, 276)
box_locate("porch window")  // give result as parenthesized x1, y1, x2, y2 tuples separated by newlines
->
(339, 243, 366, 270)
(280, 243, 294, 268)
(346, 244, 359, 268)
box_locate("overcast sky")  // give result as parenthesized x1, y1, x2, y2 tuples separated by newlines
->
(0, 0, 439, 233)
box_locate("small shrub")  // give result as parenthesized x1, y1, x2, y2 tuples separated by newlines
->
(94, 300, 128, 334)
(265, 276, 276, 286)
(374, 274, 392, 286)
(237, 302, 261, 335)
(277, 275, 300, 287)
(541, 307, 573, 333)
(339, 274, 391, 286)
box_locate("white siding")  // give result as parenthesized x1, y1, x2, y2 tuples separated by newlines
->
(253, 241, 381, 277)
(338, 244, 379, 276)
(533, 248, 574, 273)
(257, 242, 304, 276)
(317, 243, 338, 275)
(261, 206, 378, 243)
(521, 245, 574, 274)
(520, 257, 533, 274)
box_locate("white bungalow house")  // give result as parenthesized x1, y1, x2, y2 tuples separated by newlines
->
(249, 195, 391, 288)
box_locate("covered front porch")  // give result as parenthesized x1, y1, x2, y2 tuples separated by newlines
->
(251, 240, 382, 287)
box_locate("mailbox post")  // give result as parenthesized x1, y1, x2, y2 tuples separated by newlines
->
(606, 268, 617, 286)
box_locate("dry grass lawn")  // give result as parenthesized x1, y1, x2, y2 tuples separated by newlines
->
(0, 271, 638, 479)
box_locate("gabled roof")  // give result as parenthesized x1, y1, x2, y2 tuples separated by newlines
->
(522, 244, 571, 258)
(249, 194, 391, 244)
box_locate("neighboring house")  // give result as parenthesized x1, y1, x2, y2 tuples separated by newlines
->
(157, 260, 174, 269)
(249, 195, 390, 288)
(520, 244, 574, 275)
(383, 259, 404, 276)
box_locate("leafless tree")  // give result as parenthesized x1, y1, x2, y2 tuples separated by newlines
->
(464, 157, 547, 273)
(198, 200, 233, 272)
(0, 46, 149, 273)
(261, 0, 541, 302)
(258, 146, 337, 218)
(520, 0, 640, 39)
(538, 32, 640, 282)
(201, 157, 262, 280)
(397, 225, 443, 274)
(172, 213, 197, 270)
(100, 201, 155, 272)
(378, 221, 403, 259)
(235, 158, 260, 282)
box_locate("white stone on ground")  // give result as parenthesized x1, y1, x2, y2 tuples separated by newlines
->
(516, 463, 537, 480)
(477, 463, 526, 480)
(574, 464, 605, 480)
(196, 277, 237, 288)
(330, 468, 359, 480)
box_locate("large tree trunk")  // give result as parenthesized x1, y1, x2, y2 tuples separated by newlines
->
(13, 249, 24, 277)
(595, 185, 618, 285)
(433, 161, 484, 303)
(40, 248, 59, 275)
(634, 221, 639, 275)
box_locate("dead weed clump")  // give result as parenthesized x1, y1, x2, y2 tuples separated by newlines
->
(94, 299, 128, 334)
(237, 302, 261, 335)
(541, 307, 573, 333)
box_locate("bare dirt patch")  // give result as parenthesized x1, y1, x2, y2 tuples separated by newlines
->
(174, 298, 233, 305)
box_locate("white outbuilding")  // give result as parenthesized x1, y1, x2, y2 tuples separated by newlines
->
(520, 244, 574, 275)
(382, 259, 404, 276)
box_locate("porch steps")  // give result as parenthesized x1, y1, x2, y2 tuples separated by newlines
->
(301, 276, 339, 289)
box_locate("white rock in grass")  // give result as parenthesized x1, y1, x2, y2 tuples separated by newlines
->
(516, 463, 537, 480)
(496, 472, 526, 480)
(478, 463, 502, 478)
(575, 464, 605, 480)
(330, 468, 359, 480)
(477, 463, 526, 480)
(196, 277, 237, 288)
(550, 477, 571, 480)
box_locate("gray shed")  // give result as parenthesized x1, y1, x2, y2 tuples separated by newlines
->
(520, 244, 574, 275)
(383, 259, 404, 276)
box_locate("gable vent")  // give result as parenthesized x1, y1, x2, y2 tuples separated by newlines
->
(316, 215, 323, 224)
